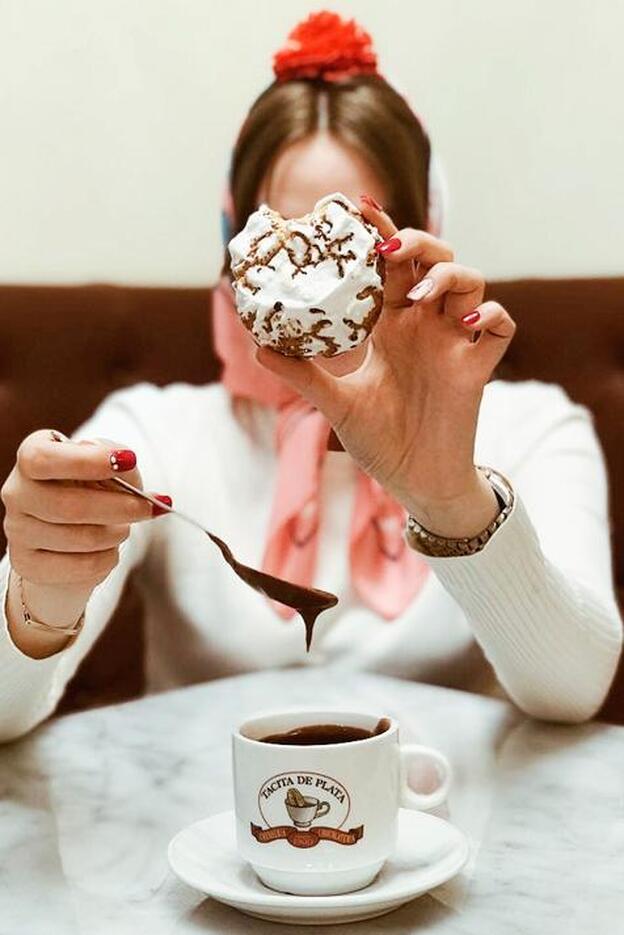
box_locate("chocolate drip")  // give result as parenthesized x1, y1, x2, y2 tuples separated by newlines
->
(203, 531, 337, 651)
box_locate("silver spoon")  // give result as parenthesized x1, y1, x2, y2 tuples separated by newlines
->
(50, 431, 338, 648)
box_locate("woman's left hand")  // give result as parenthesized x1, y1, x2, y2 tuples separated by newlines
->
(257, 199, 516, 536)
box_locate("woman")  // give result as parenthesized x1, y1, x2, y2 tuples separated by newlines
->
(0, 13, 621, 741)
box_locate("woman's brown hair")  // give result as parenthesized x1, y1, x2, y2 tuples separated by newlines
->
(226, 75, 431, 258)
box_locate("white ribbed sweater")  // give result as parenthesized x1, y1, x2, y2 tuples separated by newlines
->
(0, 379, 621, 741)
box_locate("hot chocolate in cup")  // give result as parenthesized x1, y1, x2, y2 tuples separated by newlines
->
(232, 708, 452, 896)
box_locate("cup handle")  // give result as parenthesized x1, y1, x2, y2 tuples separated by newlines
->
(399, 744, 452, 811)
(315, 801, 330, 820)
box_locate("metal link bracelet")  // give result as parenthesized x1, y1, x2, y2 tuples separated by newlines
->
(405, 467, 515, 558)
(17, 575, 85, 637)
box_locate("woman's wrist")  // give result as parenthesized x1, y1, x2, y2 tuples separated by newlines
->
(401, 468, 500, 539)
(6, 571, 91, 660)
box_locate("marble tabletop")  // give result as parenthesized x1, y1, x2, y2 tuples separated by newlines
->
(1, 668, 623, 935)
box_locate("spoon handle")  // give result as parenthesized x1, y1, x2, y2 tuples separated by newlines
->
(48, 432, 220, 542)
(47, 431, 337, 632)
(111, 475, 205, 533)
(111, 476, 237, 563)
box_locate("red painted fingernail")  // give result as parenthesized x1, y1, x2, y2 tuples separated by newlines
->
(462, 311, 481, 325)
(375, 237, 401, 255)
(151, 494, 172, 517)
(360, 193, 384, 212)
(110, 449, 136, 472)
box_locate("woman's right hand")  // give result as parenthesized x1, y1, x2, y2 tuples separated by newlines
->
(0, 430, 170, 657)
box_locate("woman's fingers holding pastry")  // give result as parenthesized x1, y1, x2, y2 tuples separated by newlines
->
(461, 300, 516, 367)
(359, 198, 453, 264)
(359, 194, 398, 242)
(380, 231, 455, 311)
(359, 198, 414, 306)
(359, 197, 454, 309)
(378, 228, 454, 268)
(406, 262, 486, 321)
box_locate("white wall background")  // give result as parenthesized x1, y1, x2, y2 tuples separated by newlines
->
(1, 0, 622, 285)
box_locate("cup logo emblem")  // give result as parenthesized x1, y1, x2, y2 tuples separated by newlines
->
(251, 771, 364, 849)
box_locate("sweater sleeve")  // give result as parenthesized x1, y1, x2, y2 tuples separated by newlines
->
(0, 386, 169, 743)
(426, 391, 622, 723)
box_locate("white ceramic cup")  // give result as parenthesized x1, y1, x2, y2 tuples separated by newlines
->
(232, 707, 452, 896)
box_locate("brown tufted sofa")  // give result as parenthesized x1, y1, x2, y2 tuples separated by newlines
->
(1, 280, 623, 721)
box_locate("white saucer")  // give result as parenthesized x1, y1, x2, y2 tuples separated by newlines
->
(168, 809, 469, 926)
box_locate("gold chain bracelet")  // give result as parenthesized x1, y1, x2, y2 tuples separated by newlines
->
(17, 575, 85, 636)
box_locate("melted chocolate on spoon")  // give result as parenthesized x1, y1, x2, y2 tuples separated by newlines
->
(205, 531, 338, 650)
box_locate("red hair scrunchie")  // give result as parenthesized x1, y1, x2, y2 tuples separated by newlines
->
(273, 10, 378, 83)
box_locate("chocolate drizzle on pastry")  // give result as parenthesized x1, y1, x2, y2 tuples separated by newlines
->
(228, 193, 384, 358)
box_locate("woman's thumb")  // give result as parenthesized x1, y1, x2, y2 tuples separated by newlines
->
(255, 347, 346, 423)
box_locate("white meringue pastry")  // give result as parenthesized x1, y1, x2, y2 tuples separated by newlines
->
(228, 193, 384, 358)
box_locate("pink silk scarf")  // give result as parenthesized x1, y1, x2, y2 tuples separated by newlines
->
(212, 279, 429, 621)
